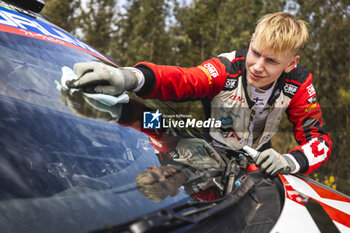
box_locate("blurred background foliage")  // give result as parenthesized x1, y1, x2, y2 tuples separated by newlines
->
(42, 0, 350, 194)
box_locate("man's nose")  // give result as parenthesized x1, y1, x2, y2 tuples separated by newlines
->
(253, 58, 264, 73)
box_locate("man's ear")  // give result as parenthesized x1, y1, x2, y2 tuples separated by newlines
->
(284, 55, 300, 73)
(170, 189, 180, 197)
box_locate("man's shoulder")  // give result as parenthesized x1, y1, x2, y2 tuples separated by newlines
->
(281, 64, 312, 99)
(215, 49, 247, 76)
(217, 49, 248, 62)
(284, 64, 311, 84)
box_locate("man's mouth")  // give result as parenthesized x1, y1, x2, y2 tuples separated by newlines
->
(249, 71, 265, 80)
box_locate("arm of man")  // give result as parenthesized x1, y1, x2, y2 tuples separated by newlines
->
(68, 59, 228, 101)
(133, 58, 227, 101)
(286, 73, 332, 174)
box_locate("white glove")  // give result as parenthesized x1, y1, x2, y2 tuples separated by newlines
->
(244, 147, 298, 176)
(66, 62, 141, 95)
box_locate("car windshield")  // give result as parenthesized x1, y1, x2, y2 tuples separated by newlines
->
(0, 8, 209, 233)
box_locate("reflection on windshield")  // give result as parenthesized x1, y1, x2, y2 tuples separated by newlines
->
(136, 163, 223, 202)
(0, 30, 249, 233)
(0, 32, 101, 111)
(59, 86, 236, 203)
(0, 31, 198, 233)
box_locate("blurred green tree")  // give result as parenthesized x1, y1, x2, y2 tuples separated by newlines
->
(111, 0, 174, 66)
(77, 0, 116, 56)
(41, 0, 81, 33)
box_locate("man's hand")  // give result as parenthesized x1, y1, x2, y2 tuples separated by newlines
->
(66, 62, 140, 95)
(243, 147, 297, 176)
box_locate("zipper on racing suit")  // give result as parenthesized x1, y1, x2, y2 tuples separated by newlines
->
(245, 109, 255, 146)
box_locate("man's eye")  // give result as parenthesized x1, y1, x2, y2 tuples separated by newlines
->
(267, 59, 278, 64)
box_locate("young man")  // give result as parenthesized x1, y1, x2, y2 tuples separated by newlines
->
(67, 12, 331, 176)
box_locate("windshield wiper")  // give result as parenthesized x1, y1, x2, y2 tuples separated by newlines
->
(89, 175, 255, 233)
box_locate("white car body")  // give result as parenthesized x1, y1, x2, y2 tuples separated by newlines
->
(272, 174, 350, 233)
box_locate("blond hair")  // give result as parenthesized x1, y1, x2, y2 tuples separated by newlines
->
(254, 12, 309, 55)
(135, 171, 168, 202)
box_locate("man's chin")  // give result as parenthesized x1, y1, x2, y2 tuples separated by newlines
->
(247, 77, 262, 88)
(247, 77, 273, 90)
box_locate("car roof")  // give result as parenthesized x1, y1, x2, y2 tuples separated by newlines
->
(1, 0, 45, 13)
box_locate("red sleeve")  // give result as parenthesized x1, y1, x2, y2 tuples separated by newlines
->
(287, 74, 332, 174)
(134, 58, 227, 100)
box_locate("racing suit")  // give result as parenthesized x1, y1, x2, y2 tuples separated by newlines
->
(133, 49, 331, 174)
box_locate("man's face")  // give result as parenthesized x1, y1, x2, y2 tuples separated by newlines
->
(245, 37, 299, 89)
(146, 166, 186, 197)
